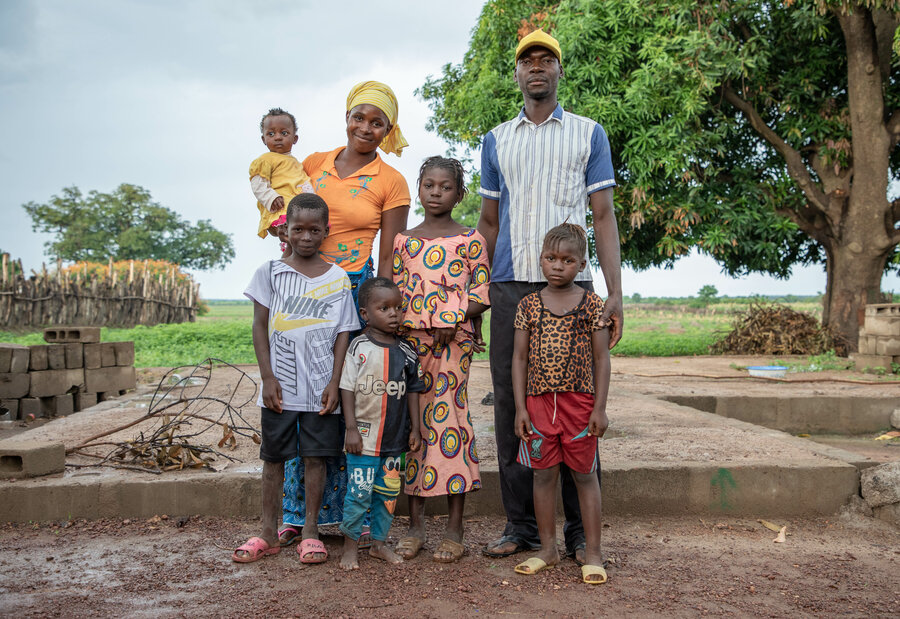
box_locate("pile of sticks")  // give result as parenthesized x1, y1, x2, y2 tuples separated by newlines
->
(709, 303, 845, 356)
(66, 358, 260, 474)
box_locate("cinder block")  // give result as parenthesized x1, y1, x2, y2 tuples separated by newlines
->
(850, 353, 895, 372)
(28, 369, 84, 398)
(0, 439, 65, 478)
(864, 315, 900, 337)
(19, 397, 41, 419)
(0, 344, 29, 374)
(46, 345, 66, 370)
(100, 343, 117, 367)
(40, 394, 74, 417)
(875, 336, 900, 356)
(43, 326, 101, 344)
(858, 335, 872, 354)
(83, 343, 102, 370)
(865, 303, 900, 317)
(74, 391, 98, 411)
(0, 399, 17, 420)
(64, 343, 83, 369)
(0, 373, 30, 399)
(113, 341, 135, 366)
(28, 345, 48, 371)
(85, 366, 136, 394)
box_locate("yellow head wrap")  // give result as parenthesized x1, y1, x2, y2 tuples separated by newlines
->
(346, 81, 408, 157)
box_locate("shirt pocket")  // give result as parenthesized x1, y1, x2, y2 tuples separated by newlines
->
(552, 161, 587, 207)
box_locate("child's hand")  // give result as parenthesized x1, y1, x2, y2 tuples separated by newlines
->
(261, 377, 283, 413)
(345, 428, 363, 454)
(270, 196, 285, 213)
(433, 326, 457, 348)
(408, 431, 421, 452)
(319, 381, 340, 415)
(514, 409, 533, 441)
(471, 316, 486, 353)
(589, 409, 609, 437)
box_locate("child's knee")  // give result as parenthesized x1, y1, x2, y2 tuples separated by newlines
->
(572, 470, 600, 488)
(533, 466, 558, 487)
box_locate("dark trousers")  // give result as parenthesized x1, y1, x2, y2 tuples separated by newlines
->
(489, 280, 601, 551)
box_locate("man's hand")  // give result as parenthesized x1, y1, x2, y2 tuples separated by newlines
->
(601, 294, 624, 349)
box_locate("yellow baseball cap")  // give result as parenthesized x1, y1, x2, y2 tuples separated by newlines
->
(515, 29, 562, 64)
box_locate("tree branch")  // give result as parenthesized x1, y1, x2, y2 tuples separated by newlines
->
(892, 198, 900, 223)
(721, 85, 830, 214)
(774, 203, 831, 249)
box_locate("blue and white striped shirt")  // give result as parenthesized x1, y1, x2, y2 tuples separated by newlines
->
(479, 104, 616, 283)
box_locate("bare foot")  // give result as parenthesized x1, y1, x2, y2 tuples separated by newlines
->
(340, 537, 359, 571)
(369, 540, 403, 564)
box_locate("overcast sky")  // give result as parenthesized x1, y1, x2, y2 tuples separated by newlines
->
(2, 0, 897, 300)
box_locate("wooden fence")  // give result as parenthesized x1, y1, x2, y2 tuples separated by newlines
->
(0, 254, 200, 329)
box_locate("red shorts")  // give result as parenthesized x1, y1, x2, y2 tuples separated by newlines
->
(517, 392, 599, 474)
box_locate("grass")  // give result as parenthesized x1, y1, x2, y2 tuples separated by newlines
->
(0, 297, 835, 368)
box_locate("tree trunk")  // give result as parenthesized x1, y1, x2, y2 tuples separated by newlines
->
(823, 243, 889, 352)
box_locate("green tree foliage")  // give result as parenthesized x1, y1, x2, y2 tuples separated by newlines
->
(419, 0, 900, 348)
(698, 284, 719, 303)
(22, 184, 235, 270)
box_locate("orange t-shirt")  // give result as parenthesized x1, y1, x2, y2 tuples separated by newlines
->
(303, 148, 410, 271)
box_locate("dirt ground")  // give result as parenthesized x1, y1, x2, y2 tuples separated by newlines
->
(0, 512, 898, 618)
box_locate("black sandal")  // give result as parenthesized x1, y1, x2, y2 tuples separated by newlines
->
(482, 534, 535, 558)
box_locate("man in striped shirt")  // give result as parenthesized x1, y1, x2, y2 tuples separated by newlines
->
(478, 28, 624, 565)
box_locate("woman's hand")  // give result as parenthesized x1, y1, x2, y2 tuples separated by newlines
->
(408, 431, 421, 453)
(270, 196, 284, 213)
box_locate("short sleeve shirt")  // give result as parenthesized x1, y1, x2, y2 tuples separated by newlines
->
(244, 261, 360, 412)
(303, 148, 410, 271)
(513, 290, 607, 395)
(479, 105, 616, 283)
(339, 334, 426, 457)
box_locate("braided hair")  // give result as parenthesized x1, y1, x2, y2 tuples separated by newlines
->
(417, 156, 467, 200)
(542, 222, 587, 256)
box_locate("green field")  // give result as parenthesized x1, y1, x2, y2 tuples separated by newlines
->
(0, 297, 825, 368)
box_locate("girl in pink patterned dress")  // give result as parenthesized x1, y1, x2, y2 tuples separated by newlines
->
(392, 156, 490, 563)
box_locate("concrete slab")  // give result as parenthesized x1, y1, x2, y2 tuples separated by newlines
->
(0, 358, 877, 523)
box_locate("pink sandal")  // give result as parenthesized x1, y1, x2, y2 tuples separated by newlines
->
(278, 525, 301, 546)
(232, 536, 280, 563)
(298, 538, 328, 564)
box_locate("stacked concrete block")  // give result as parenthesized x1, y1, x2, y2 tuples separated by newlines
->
(852, 304, 900, 372)
(0, 439, 66, 478)
(0, 326, 136, 420)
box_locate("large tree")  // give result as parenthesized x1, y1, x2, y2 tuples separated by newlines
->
(23, 184, 235, 271)
(420, 0, 900, 349)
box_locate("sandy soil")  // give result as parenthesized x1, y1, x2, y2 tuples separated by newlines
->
(0, 512, 897, 618)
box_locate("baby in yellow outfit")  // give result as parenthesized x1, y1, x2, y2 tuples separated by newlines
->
(249, 108, 314, 253)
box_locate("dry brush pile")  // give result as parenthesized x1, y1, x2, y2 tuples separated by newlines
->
(709, 303, 846, 356)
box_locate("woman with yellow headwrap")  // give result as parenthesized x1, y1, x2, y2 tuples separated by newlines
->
(277, 81, 411, 557)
